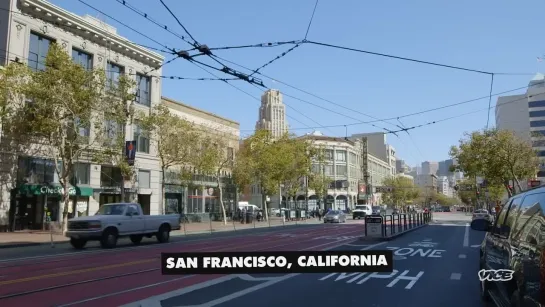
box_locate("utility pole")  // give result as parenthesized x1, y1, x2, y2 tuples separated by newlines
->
(322, 164, 327, 210)
(360, 137, 370, 205)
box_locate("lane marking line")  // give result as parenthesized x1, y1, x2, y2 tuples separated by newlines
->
(450, 273, 462, 280)
(116, 236, 385, 307)
(178, 242, 389, 307)
(458, 254, 467, 259)
(463, 223, 469, 247)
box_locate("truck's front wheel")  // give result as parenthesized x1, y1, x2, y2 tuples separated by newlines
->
(70, 238, 87, 249)
(157, 225, 170, 243)
(130, 235, 143, 244)
(100, 228, 118, 248)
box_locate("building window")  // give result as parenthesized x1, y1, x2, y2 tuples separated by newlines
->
(100, 166, 122, 187)
(71, 163, 90, 185)
(138, 170, 150, 188)
(529, 101, 545, 108)
(530, 110, 545, 118)
(28, 32, 54, 71)
(133, 120, 150, 153)
(336, 165, 347, 176)
(324, 165, 333, 176)
(336, 150, 347, 162)
(324, 149, 334, 161)
(533, 140, 545, 147)
(227, 147, 234, 161)
(106, 61, 124, 89)
(531, 120, 545, 128)
(104, 119, 120, 144)
(74, 117, 90, 138)
(17, 156, 57, 184)
(136, 74, 151, 106)
(72, 49, 93, 70)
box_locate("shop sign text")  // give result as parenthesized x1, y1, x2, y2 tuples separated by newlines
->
(40, 186, 76, 196)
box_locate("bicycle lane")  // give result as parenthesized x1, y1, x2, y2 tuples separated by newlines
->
(157, 223, 485, 307)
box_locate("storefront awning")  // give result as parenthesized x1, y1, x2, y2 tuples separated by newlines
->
(18, 183, 94, 197)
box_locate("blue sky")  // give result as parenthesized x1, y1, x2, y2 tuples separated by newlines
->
(51, 0, 545, 167)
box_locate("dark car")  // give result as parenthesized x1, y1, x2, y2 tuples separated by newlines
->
(371, 206, 381, 215)
(471, 186, 545, 306)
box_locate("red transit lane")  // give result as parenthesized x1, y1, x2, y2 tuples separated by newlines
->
(0, 224, 363, 306)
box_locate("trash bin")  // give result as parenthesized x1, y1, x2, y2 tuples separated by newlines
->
(245, 212, 253, 224)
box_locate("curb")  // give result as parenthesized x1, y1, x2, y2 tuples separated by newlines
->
(0, 222, 322, 249)
(358, 223, 429, 242)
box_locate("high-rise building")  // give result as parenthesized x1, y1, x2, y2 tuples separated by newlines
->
(255, 89, 288, 139)
(438, 159, 454, 176)
(421, 161, 439, 175)
(495, 73, 545, 180)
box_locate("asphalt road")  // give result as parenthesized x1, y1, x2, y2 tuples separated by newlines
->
(0, 212, 480, 307)
(123, 215, 486, 307)
(0, 223, 365, 306)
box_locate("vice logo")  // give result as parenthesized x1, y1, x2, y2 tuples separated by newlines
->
(478, 269, 514, 281)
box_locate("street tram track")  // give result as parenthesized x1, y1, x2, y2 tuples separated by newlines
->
(0, 268, 164, 300)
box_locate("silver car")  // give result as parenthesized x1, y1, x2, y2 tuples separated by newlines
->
(324, 210, 347, 223)
(472, 209, 491, 221)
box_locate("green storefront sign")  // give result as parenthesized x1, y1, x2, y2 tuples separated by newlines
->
(18, 184, 93, 197)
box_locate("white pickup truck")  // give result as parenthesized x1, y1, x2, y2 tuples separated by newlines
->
(65, 202, 181, 249)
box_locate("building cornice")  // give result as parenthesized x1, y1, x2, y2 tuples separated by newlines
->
(18, 0, 164, 68)
(162, 96, 240, 127)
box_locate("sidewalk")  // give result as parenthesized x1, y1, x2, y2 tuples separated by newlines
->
(0, 218, 323, 249)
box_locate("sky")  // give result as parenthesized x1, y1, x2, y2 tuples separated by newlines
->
(50, 0, 545, 168)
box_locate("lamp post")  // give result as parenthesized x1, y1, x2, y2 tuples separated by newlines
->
(363, 172, 370, 205)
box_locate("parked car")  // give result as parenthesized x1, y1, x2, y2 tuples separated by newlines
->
(352, 205, 372, 219)
(324, 210, 347, 223)
(371, 206, 382, 215)
(471, 186, 545, 306)
(65, 202, 181, 249)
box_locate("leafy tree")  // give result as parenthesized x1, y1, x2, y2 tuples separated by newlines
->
(92, 72, 137, 204)
(307, 147, 329, 209)
(0, 64, 29, 125)
(276, 135, 315, 208)
(191, 130, 235, 225)
(450, 129, 539, 196)
(233, 130, 282, 221)
(141, 105, 198, 214)
(8, 43, 134, 232)
(380, 176, 420, 207)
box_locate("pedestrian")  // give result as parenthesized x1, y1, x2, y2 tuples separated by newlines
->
(317, 209, 322, 221)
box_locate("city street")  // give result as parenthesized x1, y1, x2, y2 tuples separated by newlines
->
(0, 222, 365, 306)
(0, 212, 484, 307)
(123, 212, 484, 307)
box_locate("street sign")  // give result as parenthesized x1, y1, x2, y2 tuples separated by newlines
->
(365, 216, 383, 238)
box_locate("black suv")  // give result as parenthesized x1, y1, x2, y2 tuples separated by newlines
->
(471, 186, 545, 306)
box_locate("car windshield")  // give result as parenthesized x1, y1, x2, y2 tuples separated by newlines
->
(95, 204, 126, 215)
(327, 210, 340, 215)
(355, 206, 368, 210)
(475, 209, 488, 214)
(372, 206, 381, 211)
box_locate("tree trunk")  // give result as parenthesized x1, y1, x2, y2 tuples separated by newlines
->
(261, 187, 269, 222)
(513, 177, 523, 194)
(161, 168, 166, 214)
(61, 179, 70, 234)
(217, 173, 227, 225)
